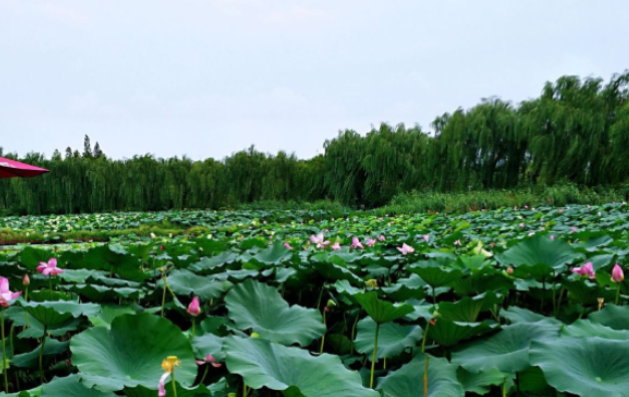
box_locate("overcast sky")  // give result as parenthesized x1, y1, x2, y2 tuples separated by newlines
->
(1, 1, 628, 160)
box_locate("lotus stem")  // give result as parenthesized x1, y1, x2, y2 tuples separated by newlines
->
(171, 368, 178, 397)
(554, 287, 565, 318)
(243, 381, 248, 397)
(369, 323, 380, 389)
(9, 324, 14, 361)
(423, 355, 430, 397)
(161, 274, 168, 317)
(39, 326, 48, 384)
(2, 307, 8, 393)
(199, 365, 210, 385)
(350, 311, 360, 354)
(316, 285, 324, 311)
(319, 310, 326, 354)
(421, 320, 431, 354)
(383, 357, 386, 369)
(24, 287, 30, 328)
(502, 378, 507, 397)
(615, 284, 621, 305)
(48, 275, 52, 291)
(191, 318, 196, 339)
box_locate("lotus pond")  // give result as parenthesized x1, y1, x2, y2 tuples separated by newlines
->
(1, 203, 629, 396)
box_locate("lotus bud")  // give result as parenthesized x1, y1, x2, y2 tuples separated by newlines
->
(251, 332, 261, 338)
(506, 267, 514, 275)
(23, 274, 30, 286)
(160, 245, 165, 252)
(365, 279, 378, 289)
(327, 299, 336, 308)
(598, 297, 604, 311)
(187, 297, 201, 317)
(612, 264, 624, 283)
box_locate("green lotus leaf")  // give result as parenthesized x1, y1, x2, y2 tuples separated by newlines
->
(21, 301, 101, 327)
(70, 313, 196, 392)
(457, 368, 506, 395)
(192, 333, 226, 361)
(381, 274, 426, 301)
(249, 242, 291, 266)
(376, 353, 464, 397)
(438, 293, 502, 323)
(40, 375, 117, 397)
(4, 306, 81, 339)
(310, 254, 363, 284)
(124, 381, 211, 397)
(588, 305, 629, 330)
(11, 340, 69, 368)
(18, 246, 54, 271)
(354, 318, 422, 360)
(496, 235, 581, 272)
(165, 269, 229, 300)
(189, 252, 239, 273)
(409, 261, 462, 288)
(89, 304, 137, 329)
(224, 336, 379, 397)
(452, 323, 559, 373)
(353, 292, 414, 324)
(500, 306, 561, 326)
(198, 316, 230, 337)
(517, 366, 553, 394)
(334, 280, 365, 296)
(225, 279, 325, 346)
(531, 337, 629, 397)
(561, 319, 629, 340)
(194, 238, 228, 256)
(428, 319, 496, 348)
(58, 268, 109, 284)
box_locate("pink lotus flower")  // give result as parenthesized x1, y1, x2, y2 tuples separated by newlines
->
(490, 242, 495, 248)
(598, 212, 602, 216)
(158, 372, 169, 397)
(571, 262, 595, 279)
(36, 258, 64, 276)
(558, 209, 563, 214)
(423, 235, 430, 243)
(524, 205, 529, 209)
(366, 238, 376, 247)
(350, 237, 364, 249)
(284, 242, 293, 250)
(310, 233, 330, 249)
(195, 353, 222, 368)
(187, 297, 201, 317)
(378, 235, 386, 242)
(571, 227, 577, 233)
(519, 223, 525, 228)
(0, 277, 22, 307)
(331, 242, 341, 250)
(513, 206, 518, 210)
(550, 235, 555, 240)
(612, 264, 624, 283)
(454, 239, 462, 246)
(397, 243, 415, 255)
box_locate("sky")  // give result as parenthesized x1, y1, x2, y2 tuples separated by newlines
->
(1, 0, 628, 161)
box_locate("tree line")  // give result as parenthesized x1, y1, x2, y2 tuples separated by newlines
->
(1, 71, 628, 214)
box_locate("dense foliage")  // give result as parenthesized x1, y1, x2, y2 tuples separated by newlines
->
(1, 71, 629, 214)
(0, 204, 629, 396)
